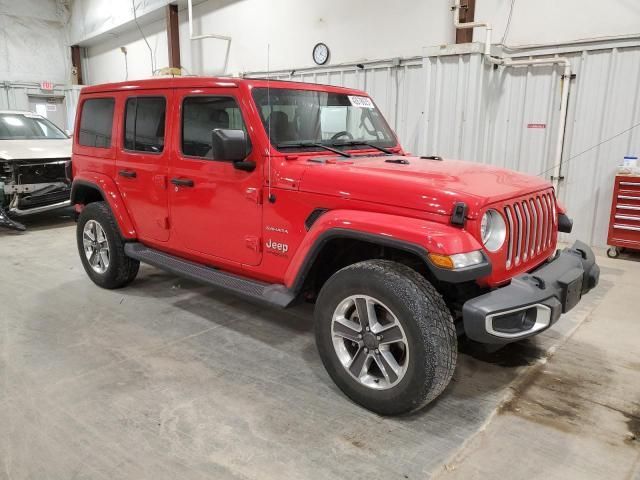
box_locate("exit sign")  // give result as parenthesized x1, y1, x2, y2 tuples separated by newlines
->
(40, 80, 54, 91)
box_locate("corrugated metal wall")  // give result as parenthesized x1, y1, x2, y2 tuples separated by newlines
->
(246, 40, 640, 247)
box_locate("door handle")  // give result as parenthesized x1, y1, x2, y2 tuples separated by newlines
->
(171, 178, 194, 187)
(118, 170, 137, 178)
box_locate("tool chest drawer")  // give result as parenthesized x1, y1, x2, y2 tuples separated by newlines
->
(607, 175, 640, 253)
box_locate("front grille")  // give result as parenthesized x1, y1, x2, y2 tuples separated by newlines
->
(503, 191, 556, 269)
(17, 187, 71, 210)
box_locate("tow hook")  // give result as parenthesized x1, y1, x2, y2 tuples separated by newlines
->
(522, 274, 546, 290)
(530, 275, 546, 289)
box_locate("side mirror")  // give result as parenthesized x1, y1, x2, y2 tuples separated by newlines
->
(212, 128, 250, 163)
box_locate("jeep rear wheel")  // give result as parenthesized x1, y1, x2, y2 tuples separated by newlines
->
(315, 259, 457, 415)
(76, 201, 139, 289)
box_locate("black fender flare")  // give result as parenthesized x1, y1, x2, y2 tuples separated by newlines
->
(290, 228, 491, 294)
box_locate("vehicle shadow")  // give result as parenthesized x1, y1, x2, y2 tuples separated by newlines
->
(0, 207, 75, 237)
(170, 267, 614, 422)
(53, 251, 614, 426)
(120, 265, 566, 418)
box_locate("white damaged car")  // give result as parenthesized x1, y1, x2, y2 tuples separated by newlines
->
(0, 111, 72, 230)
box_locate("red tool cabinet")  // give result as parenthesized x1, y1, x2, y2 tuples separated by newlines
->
(607, 174, 640, 257)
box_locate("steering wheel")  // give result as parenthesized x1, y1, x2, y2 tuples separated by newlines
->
(330, 131, 354, 141)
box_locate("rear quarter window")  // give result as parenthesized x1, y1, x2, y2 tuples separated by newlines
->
(78, 98, 115, 148)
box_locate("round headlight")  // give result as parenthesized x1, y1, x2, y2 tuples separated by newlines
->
(481, 209, 507, 252)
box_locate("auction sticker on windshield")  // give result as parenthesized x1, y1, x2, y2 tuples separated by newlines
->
(348, 96, 375, 108)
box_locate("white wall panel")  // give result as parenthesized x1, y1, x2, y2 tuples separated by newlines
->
(76, 0, 640, 80)
(85, 17, 168, 84)
(0, 0, 70, 83)
(246, 41, 640, 247)
(560, 47, 640, 247)
(68, 0, 171, 45)
(476, 0, 640, 48)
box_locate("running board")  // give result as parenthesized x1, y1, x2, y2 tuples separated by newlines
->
(124, 243, 295, 308)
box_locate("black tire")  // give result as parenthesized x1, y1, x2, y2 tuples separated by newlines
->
(314, 259, 457, 415)
(76, 201, 139, 289)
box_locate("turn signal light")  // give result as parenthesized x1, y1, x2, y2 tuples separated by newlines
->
(428, 253, 455, 269)
(428, 251, 485, 270)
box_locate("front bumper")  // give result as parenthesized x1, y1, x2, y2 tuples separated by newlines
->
(462, 241, 600, 344)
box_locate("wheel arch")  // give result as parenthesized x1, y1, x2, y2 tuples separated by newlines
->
(285, 209, 490, 300)
(290, 229, 434, 298)
(71, 175, 137, 239)
(71, 180, 104, 205)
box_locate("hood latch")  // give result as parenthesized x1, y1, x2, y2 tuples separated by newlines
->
(450, 202, 468, 227)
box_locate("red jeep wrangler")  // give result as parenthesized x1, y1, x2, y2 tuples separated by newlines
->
(71, 77, 599, 415)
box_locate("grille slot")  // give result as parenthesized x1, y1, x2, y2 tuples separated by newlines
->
(529, 198, 538, 257)
(503, 191, 556, 270)
(505, 206, 514, 269)
(542, 195, 551, 249)
(521, 201, 531, 262)
(545, 194, 554, 246)
(514, 203, 523, 265)
(536, 196, 545, 252)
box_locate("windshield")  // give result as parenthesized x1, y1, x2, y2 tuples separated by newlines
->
(251, 87, 396, 152)
(0, 113, 67, 140)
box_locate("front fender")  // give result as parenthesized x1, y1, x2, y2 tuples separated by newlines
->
(71, 172, 137, 239)
(284, 209, 485, 290)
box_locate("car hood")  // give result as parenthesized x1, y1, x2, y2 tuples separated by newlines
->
(0, 138, 72, 161)
(299, 155, 552, 218)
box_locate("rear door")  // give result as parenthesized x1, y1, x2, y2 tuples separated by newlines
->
(169, 88, 262, 265)
(115, 91, 172, 242)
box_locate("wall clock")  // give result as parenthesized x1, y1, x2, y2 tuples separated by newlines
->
(312, 43, 330, 65)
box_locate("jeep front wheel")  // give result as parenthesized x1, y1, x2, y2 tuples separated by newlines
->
(314, 259, 457, 415)
(76, 201, 139, 289)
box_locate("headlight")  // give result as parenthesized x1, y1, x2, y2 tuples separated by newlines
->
(480, 209, 507, 252)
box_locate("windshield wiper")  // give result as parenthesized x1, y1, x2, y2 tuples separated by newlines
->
(276, 142, 351, 158)
(330, 141, 394, 155)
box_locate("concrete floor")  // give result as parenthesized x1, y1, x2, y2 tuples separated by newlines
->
(0, 211, 638, 479)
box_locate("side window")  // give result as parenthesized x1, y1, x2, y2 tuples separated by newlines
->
(78, 98, 115, 148)
(124, 97, 166, 153)
(182, 96, 249, 159)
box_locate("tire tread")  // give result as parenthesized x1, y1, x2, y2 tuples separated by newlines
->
(315, 259, 457, 415)
(77, 201, 139, 289)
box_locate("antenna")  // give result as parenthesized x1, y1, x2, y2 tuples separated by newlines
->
(267, 43, 276, 203)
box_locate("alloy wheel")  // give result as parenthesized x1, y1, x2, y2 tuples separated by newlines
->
(83, 220, 110, 274)
(331, 295, 409, 390)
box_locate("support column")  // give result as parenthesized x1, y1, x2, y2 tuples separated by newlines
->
(455, 0, 476, 43)
(70, 45, 83, 84)
(166, 4, 181, 69)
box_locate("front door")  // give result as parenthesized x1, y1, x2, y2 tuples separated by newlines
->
(169, 89, 262, 266)
(115, 92, 171, 242)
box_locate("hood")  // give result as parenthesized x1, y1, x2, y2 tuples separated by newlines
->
(299, 155, 552, 218)
(0, 138, 72, 161)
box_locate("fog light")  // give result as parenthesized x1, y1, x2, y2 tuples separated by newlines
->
(492, 308, 537, 334)
(485, 304, 552, 339)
